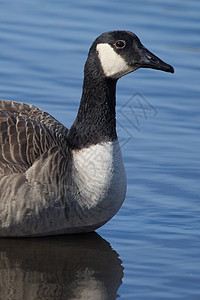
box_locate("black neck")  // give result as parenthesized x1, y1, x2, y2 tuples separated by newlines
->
(68, 61, 118, 150)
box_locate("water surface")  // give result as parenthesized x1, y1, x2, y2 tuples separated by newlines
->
(0, 0, 199, 299)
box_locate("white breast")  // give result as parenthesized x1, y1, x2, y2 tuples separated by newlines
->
(72, 140, 126, 219)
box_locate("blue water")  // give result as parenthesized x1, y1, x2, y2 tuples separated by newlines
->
(0, 0, 199, 299)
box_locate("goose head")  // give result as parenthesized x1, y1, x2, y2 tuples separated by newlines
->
(86, 30, 174, 80)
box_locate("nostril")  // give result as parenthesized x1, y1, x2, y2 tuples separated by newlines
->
(145, 53, 152, 60)
(145, 53, 157, 62)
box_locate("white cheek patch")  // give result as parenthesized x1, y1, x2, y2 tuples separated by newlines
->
(96, 43, 132, 78)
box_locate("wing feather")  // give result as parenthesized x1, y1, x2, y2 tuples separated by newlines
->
(0, 99, 68, 175)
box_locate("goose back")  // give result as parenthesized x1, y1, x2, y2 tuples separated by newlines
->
(0, 99, 72, 236)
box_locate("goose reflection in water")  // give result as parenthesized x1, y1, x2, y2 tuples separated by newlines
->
(0, 232, 123, 300)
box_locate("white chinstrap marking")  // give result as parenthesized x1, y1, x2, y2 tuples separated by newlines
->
(72, 140, 126, 216)
(96, 43, 132, 78)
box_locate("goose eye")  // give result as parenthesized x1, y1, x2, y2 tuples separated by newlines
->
(114, 40, 126, 49)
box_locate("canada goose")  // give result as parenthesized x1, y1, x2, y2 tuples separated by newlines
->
(0, 31, 174, 237)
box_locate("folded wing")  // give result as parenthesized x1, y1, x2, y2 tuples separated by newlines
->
(0, 99, 68, 175)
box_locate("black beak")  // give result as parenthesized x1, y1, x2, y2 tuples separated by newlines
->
(136, 46, 174, 74)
